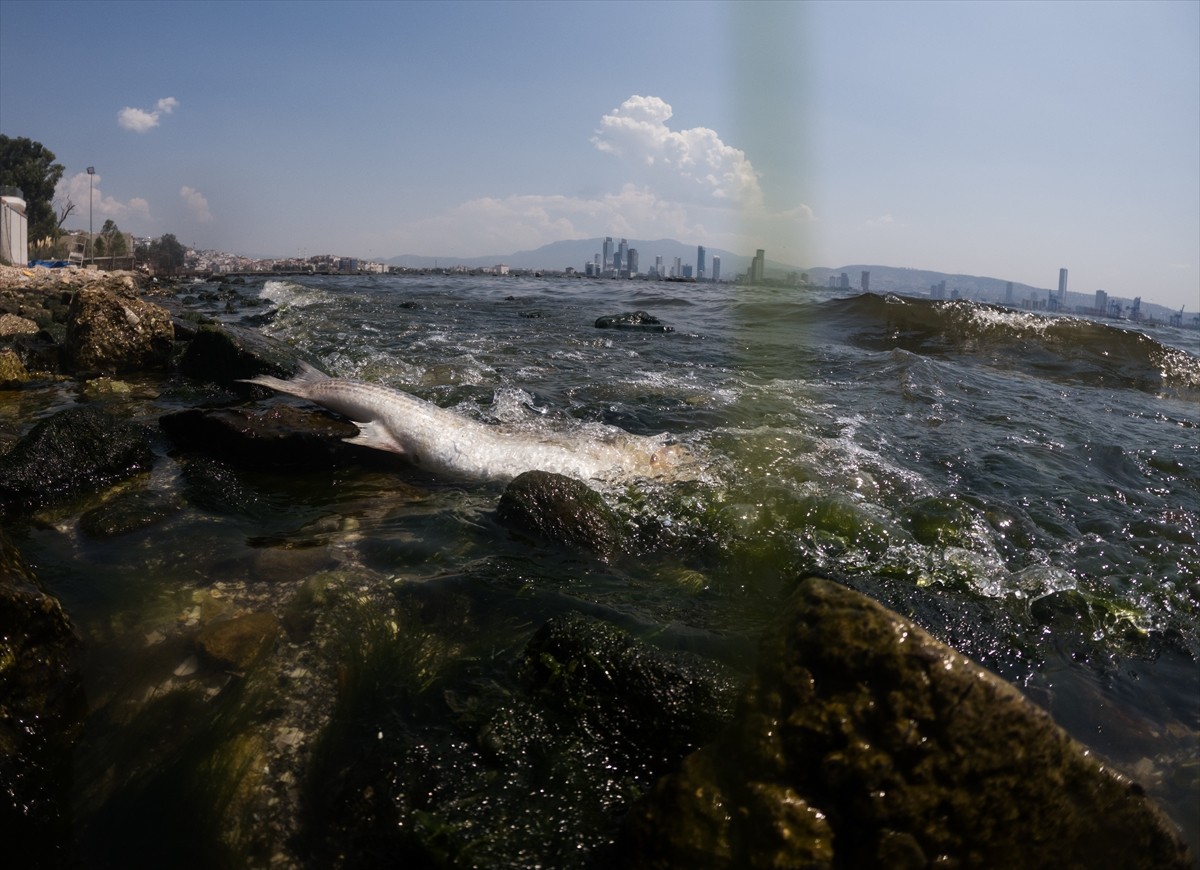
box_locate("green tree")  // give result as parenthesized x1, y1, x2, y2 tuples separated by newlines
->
(145, 233, 185, 274)
(0, 135, 65, 246)
(99, 218, 127, 258)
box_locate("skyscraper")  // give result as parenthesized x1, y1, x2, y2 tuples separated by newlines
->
(750, 249, 765, 284)
(861, 271, 870, 292)
(627, 248, 638, 276)
(1058, 268, 1068, 303)
(697, 245, 706, 282)
(711, 256, 720, 283)
(618, 239, 629, 277)
(603, 237, 613, 272)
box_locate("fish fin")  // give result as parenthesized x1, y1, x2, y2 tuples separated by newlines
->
(345, 420, 407, 455)
(239, 361, 330, 397)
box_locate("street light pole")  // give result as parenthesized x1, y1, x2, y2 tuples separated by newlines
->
(86, 166, 95, 265)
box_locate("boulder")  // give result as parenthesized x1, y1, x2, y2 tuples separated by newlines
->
(0, 348, 30, 386)
(159, 405, 360, 468)
(497, 470, 625, 559)
(0, 312, 38, 337)
(178, 322, 325, 384)
(0, 406, 156, 513)
(621, 577, 1192, 869)
(594, 310, 674, 332)
(522, 612, 737, 768)
(64, 286, 174, 375)
(0, 531, 84, 866)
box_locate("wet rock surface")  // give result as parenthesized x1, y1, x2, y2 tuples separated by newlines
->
(160, 405, 361, 468)
(594, 309, 674, 332)
(497, 469, 626, 559)
(0, 405, 156, 513)
(195, 611, 281, 671)
(178, 321, 324, 383)
(620, 576, 1193, 869)
(0, 531, 84, 868)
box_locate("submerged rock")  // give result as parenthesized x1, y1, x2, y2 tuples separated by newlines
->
(0, 531, 84, 867)
(594, 310, 674, 332)
(0, 348, 30, 386)
(0, 406, 156, 514)
(621, 577, 1193, 869)
(522, 612, 737, 768)
(65, 285, 174, 375)
(196, 611, 280, 672)
(497, 470, 626, 559)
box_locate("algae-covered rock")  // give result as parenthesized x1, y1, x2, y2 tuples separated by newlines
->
(0, 406, 156, 513)
(64, 285, 174, 374)
(497, 470, 626, 559)
(621, 577, 1192, 869)
(0, 348, 30, 386)
(522, 612, 737, 768)
(196, 612, 280, 671)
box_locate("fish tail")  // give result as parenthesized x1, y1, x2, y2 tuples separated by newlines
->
(239, 360, 329, 398)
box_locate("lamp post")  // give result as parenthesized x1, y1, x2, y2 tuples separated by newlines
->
(86, 166, 95, 265)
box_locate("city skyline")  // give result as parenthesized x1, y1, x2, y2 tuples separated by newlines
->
(1, 1, 1196, 311)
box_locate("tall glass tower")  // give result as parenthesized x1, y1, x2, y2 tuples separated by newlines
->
(697, 245, 706, 281)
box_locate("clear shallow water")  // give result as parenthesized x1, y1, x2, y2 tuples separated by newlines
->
(8, 274, 1199, 861)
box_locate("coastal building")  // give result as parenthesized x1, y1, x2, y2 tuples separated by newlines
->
(750, 249, 765, 283)
(1095, 289, 1108, 316)
(1006, 282, 1014, 304)
(0, 188, 27, 266)
(627, 248, 638, 276)
(1058, 268, 1068, 305)
(861, 270, 870, 292)
(712, 255, 720, 283)
(697, 245, 706, 282)
(603, 237, 613, 272)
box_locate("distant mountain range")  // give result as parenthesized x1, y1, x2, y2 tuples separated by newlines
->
(385, 238, 1183, 323)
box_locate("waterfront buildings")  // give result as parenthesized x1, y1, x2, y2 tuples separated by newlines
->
(697, 245, 705, 282)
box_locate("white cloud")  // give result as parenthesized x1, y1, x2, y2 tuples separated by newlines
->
(592, 95, 764, 211)
(57, 172, 151, 223)
(865, 213, 898, 228)
(181, 186, 213, 223)
(117, 96, 179, 133)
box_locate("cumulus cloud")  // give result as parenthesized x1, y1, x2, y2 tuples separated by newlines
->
(180, 186, 213, 223)
(57, 172, 151, 222)
(118, 96, 179, 133)
(592, 95, 764, 211)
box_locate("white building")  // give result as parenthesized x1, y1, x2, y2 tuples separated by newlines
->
(0, 190, 28, 265)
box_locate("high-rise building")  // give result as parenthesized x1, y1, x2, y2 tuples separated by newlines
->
(861, 271, 870, 292)
(627, 248, 638, 276)
(750, 249, 765, 284)
(712, 255, 720, 283)
(673, 256, 682, 278)
(1095, 289, 1108, 316)
(1005, 281, 1014, 304)
(697, 245, 706, 281)
(618, 238, 629, 275)
(603, 237, 613, 271)
(1058, 268, 1068, 303)
(655, 255, 663, 278)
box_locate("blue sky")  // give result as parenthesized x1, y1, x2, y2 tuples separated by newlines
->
(1, 0, 1196, 309)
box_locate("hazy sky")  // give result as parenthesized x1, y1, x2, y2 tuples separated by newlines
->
(1, 0, 1196, 309)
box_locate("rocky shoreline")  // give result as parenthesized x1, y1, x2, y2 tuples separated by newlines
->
(0, 264, 1192, 867)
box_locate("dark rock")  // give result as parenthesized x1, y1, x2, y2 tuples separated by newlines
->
(178, 322, 326, 384)
(78, 488, 180, 538)
(64, 286, 174, 375)
(497, 470, 625, 559)
(0, 530, 84, 867)
(594, 311, 674, 332)
(179, 456, 269, 517)
(160, 405, 360, 468)
(621, 577, 1193, 869)
(0, 406, 156, 514)
(195, 611, 280, 671)
(522, 612, 737, 769)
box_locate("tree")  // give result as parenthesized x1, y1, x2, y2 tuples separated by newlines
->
(143, 233, 186, 274)
(99, 218, 127, 258)
(0, 135, 65, 245)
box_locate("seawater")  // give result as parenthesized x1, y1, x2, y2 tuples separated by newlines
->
(9, 273, 1199, 860)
